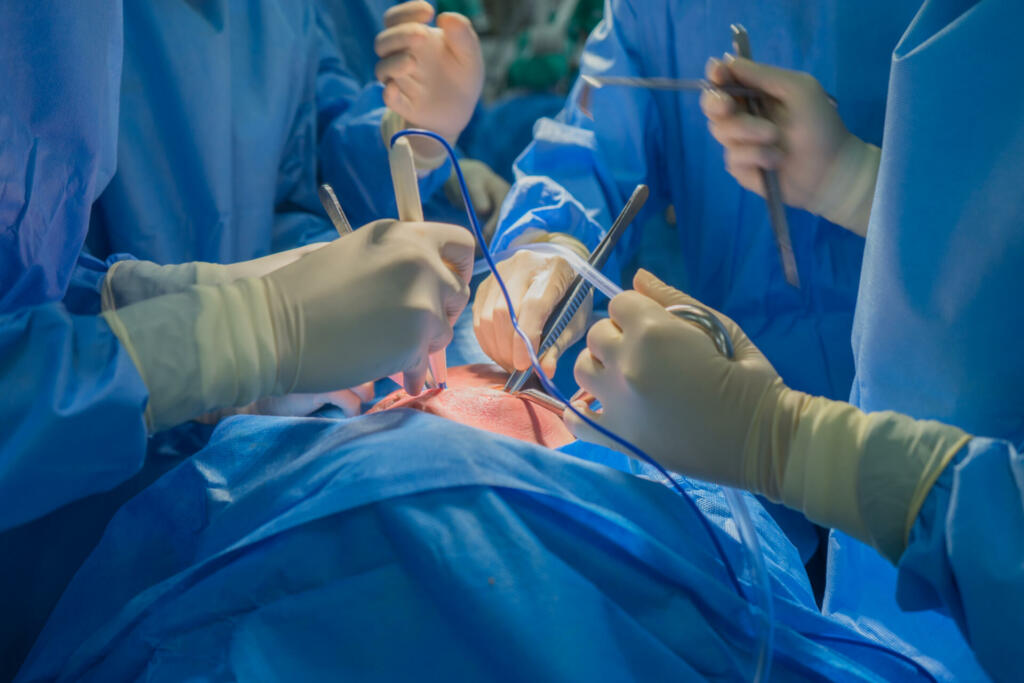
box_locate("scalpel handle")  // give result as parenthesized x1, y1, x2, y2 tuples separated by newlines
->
(730, 24, 800, 288)
(389, 138, 446, 389)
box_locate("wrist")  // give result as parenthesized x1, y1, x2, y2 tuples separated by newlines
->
(807, 135, 881, 237)
(101, 260, 204, 311)
(517, 231, 591, 260)
(780, 395, 970, 563)
(381, 109, 450, 171)
(102, 279, 279, 432)
(740, 381, 808, 500)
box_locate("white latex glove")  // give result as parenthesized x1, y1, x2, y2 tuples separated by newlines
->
(567, 270, 970, 563)
(103, 220, 474, 431)
(567, 268, 782, 488)
(444, 159, 511, 244)
(701, 56, 881, 236)
(473, 236, 590, 377)
(374, 1, 483, 145)
(101, 242, 328, 311)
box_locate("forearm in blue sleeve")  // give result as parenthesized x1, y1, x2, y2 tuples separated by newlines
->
(0, 305, 149, 531)
(897, 437, 1024, 681)
(490, 1, 667, 284)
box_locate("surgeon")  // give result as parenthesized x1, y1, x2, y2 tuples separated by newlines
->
(567, 0, 1024, 679)
(318, 0, 512, 239)
(82, 0, 483, 266)
(472, 0, 921, 563)
(473, 0, 920, 395)
(0, 2, 475, 671)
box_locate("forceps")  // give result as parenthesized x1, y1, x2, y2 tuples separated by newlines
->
(504, 184, 650, 394)
(580, 74, 760, 97)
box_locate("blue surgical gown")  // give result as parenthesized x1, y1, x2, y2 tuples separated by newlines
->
(0, 1, 151, 527)
(317, 0, 412, 85)
(490, 0, 922, 562)
(824, 1, 1024, 681)
(16, 412, 947, 682)
(84, 0, 448, 265)
(492, 0, 921, 401)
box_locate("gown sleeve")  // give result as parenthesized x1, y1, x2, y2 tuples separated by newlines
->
(0, 304, 149, 532)
(490, 0, 668, 283)
(898, 436, 1024, 682)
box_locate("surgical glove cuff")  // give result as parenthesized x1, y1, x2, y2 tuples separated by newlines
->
(806, 136, 881, 236)
(102, 260, 204, 311)
(780, 396, 971, 563)
(102, 278, 279, 432)
(382, 108, 448, 172)
(513, 230, 591, 260)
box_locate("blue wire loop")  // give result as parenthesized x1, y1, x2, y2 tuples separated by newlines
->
(390, 129, 775, 677)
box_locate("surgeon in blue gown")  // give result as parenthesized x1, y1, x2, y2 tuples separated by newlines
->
(0, 2, 991, 679)
(84, 0, 483, 266)
(563, 0, 1023, 680)
(472, 0, 922, 563)
(0, 0, 481, 675)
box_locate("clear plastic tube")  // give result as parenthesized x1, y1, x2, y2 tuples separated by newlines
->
(396, 129, 773, 680)
(478, 243, 624, 299)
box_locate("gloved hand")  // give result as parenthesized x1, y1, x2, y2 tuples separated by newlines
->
(473, 234, 590, 377)
(101, 242, 328, 311)
(103, 220, 474, 431)
(567, 270, 970, 563)
(567, 268, 783, 488)
(374, 1, 483, 146)
(444, 159, 511, 244)
(701, 56, 881, 236)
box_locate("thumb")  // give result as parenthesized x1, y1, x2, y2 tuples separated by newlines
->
(538, 341, 564, 379)
(722, 56, 799, 102)
(632, 269, 701, 308)
(437, 12, 480, 60)
(634, 269, 754, 358)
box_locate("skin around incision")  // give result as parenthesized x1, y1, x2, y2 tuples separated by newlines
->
(368, 364, 574, 448)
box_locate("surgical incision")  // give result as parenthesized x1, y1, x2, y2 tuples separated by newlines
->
(369, 364, 574, 448)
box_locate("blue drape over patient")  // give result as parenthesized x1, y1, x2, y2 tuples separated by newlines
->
(17, 413, 944, 682)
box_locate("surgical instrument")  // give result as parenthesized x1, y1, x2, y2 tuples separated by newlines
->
(731, 24, 800, 288)
(318, 183, 354, 236)
(503, 184, 650, 394)
(580, 74, 760, 97)
(389, 137, 447, 390)
(581, 73, 836, 107)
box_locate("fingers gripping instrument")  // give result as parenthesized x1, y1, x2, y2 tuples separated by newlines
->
(731, 24, 801, 288)
(503, 184, 650, 394)
(389, 137, 448, 389)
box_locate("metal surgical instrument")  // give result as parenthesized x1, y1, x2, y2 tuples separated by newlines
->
(731, 24, 800, 288)
(503, 184, 650, 394)
(389, 137, 447, 390)
(580, 74, 760, 97)
(318, 183, 354, 236)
